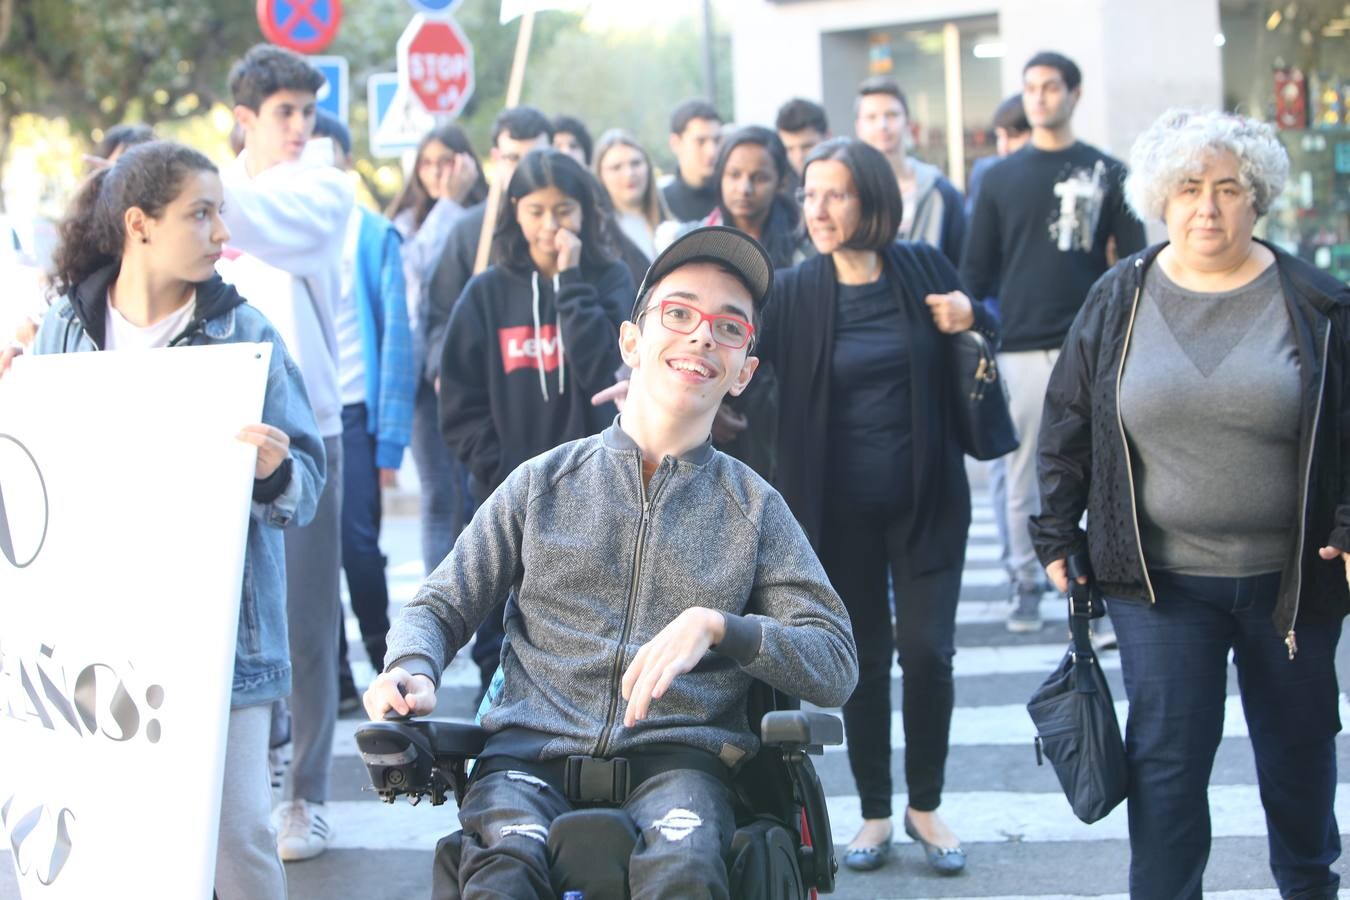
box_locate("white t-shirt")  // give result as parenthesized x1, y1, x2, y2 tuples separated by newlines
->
(104, 291, 197, 351)
(336, 207, 366, 406)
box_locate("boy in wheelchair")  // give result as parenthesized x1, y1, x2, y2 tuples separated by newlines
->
(364, 227, 859, 899)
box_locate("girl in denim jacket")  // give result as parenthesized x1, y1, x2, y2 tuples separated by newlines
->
(1, 141, 324, 900)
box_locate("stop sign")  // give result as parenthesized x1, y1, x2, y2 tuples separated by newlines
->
(397, 14, 475, 117)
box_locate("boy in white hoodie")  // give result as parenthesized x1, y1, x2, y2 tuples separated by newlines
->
(217, 43, 354, 861)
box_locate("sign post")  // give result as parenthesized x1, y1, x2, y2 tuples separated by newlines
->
(308, 55, 349, 124)
(367, 72, 437, 159)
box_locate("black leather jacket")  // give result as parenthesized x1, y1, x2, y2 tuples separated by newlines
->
(1030, 241, 1350, 655)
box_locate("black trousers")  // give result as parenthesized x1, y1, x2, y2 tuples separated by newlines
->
(819, 496, 963, 818)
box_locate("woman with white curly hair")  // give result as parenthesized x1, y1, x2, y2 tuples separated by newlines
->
(1030, 108, 1350, 899)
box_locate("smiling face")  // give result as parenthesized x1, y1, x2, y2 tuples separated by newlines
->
(514, 184, 583, 269)
(236, 88, 317, 170)
(1163, 148, 1259, 270)
(721, 143, 780, 233)
(131, 170, 231, 284)
(621, 262, 759, 420)
(801, 159, 862, 257)
(855, 93, 906, 157)
(599, 143, 650, 213)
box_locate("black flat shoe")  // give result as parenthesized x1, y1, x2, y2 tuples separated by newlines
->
(904, 811, 966, 875)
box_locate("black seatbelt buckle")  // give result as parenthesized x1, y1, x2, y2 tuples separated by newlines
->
(564, 756, 631, 804)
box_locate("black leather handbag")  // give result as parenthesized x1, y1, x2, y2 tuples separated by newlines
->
(1026, 555, 1128, 824)
(950, 330, 1018, 460)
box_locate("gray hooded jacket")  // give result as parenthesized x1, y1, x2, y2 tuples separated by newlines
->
(386, 421, 858, 766)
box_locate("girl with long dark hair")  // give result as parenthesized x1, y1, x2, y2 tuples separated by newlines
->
(439, 148, 632, 686)
(388, 124, 487, 580)
(2, 141, 324, 900)
(706, 125, 809, 269)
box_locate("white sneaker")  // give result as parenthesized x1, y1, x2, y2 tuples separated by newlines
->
(275, 799, 334, 861)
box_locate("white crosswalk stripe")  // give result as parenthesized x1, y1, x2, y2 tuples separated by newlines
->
(300, 497, 1350, 896)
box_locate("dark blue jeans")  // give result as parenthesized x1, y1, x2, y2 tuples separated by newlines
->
(456, 766, 735, 899)
(410, 380, 475, 576)
(340, 403, 390, 656)
(1110, 569, 1342, 900)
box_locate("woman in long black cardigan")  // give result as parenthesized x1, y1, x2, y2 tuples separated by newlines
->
(755, 138, 997, 875)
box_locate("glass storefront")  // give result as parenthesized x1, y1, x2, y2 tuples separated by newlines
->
(819, 15, 1003, 189)
(1221, 0, 1350, 280)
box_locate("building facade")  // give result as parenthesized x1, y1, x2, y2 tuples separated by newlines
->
(731, 0, 1347, 279)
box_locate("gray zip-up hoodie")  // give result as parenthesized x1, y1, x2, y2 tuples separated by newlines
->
(386, 420, 858, 766)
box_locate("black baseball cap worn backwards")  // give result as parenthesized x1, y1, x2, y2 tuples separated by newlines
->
(632, 225, 774, 319)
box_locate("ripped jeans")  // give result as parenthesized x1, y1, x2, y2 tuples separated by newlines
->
(456, 765, 736, 899)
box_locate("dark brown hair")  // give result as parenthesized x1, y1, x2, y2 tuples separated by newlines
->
(386, 123, 488, 229)
(51, 141, 217, 297)
(801, 137, 902, 253)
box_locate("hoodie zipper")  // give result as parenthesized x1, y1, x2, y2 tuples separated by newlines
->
(594, 452, 670, 758)
(1286, 321, 1331, 660)
(1115, 259, 1157, 606)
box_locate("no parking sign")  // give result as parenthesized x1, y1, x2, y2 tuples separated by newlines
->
(256, 0, 343, 54)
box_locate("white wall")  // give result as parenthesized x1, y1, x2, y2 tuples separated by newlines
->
(730, 0, 998, 130)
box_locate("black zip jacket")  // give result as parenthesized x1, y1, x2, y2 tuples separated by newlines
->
(758, 241, 998, 569)
(439, 259, 632, 501)
(1031, 241, 1350, 648)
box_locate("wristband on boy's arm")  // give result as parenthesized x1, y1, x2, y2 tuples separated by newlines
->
(252, 456, 293, 504)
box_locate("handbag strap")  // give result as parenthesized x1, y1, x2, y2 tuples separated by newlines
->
(1067, 553, 1104, 690)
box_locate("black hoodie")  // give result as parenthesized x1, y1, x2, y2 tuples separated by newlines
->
(62, 264, 247, 351)
(439, 259, 633, 501)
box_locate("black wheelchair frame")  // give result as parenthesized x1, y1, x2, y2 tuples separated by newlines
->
(355, 692, 844, 898)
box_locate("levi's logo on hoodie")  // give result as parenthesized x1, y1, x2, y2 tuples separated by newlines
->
(499, 324, 561, 374)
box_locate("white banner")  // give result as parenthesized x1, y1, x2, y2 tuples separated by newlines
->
(0, 343, 273, 898)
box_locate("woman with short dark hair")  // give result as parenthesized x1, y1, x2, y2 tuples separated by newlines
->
(1033, 108, 1350, 899)
(756, 136, 995, 875)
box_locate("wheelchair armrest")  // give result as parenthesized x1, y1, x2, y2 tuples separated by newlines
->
(355, 719, 488, 806)
(760, 710, 843, 753)
(419, 720, 489, 759)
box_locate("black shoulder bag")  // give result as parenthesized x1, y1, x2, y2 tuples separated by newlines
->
(950, 330, 1018, 460)
(1026, 553, 1128, 824)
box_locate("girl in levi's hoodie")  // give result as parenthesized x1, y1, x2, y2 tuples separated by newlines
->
(438, 148, 632, 692)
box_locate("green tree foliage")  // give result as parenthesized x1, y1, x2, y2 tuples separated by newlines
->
(520, 18, 733, 174)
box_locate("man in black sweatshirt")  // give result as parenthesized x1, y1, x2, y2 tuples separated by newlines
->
(660, 99, 722, 223)
(960, 51, 1145, 633)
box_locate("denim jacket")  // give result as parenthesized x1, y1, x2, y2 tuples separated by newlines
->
(34, 266, 326, 707)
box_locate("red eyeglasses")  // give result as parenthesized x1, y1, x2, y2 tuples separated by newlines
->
(639, 299, 756, 350)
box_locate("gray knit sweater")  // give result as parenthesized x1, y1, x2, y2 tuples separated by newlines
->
(1119, 264, 1301, 576)
(385, 421, 858, 764)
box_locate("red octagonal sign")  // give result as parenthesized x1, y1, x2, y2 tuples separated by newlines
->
(397, 14, 475, 118)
